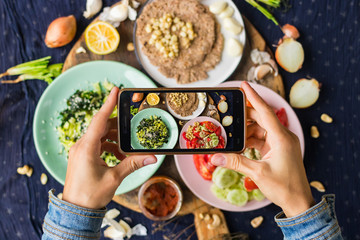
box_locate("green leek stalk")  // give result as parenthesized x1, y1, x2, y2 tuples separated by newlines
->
(0, 56, 51, 78)
(246, 0, 279, 26)
(1, 63, 63, 84)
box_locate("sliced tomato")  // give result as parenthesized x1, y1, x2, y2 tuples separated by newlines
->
(193, 155, 214, 181)
(244, 176, 258, 191)
(275, 108, 289, 127)
(201, 121, 217, 132)
(214, 126, 221, 136)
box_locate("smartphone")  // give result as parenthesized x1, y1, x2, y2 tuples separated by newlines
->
(118, 88, 246, 155)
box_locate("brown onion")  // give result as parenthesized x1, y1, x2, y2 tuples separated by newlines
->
(45, 15, 77, 48)
(281, 24, 300, 40)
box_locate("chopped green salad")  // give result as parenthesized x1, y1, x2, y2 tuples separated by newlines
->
(57, 80, 120, 167)
(136, 115, 169, 149)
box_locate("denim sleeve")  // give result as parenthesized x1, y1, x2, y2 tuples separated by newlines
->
(275, 194, 343, 240)
(42, 190, 106, 240)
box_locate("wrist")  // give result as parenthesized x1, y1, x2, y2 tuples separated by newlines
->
(282, 196, 315, 218)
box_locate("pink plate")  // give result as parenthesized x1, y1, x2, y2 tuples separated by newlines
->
(175, 81, 305, 212)
(179, 116, 227, 149)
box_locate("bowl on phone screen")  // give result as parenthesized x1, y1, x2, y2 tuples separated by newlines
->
(179, 116, 227, 149)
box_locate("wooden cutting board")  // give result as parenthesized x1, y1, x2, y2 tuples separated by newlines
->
(63, 1, 284, 239)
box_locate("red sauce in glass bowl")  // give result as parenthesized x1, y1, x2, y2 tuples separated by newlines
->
(139, 176, 183, 221)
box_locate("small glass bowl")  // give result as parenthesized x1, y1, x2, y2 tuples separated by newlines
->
(138, 176, 183, 221)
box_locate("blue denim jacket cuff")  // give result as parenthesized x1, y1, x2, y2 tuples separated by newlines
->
(43, 189, 106, 239)
(274, 194, 342, 240)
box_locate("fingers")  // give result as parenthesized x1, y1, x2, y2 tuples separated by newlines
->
(247, 123, 266, 139)
(101, 141, 125, 160)
(106, 118, 118, 131)
(87, 87, 119, 142)
(246, 137, 265, 151)
(102, 129, 118, 142)
(211, 153, 259, 178)
(111, 155, 157, 184)
(241, 82, 282, 134)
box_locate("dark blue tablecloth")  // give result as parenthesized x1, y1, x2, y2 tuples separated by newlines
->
(1, 0, 359, 239)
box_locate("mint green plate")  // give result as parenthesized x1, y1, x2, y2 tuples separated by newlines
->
(131, 108, 179, 150)
(33, 61, 165, 195)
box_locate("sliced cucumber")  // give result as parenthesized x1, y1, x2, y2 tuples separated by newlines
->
(226, 189, 248, 206)
(252, 189, 265, 201)
(212, 167, 239, 189)
(211, 184, 229, 201)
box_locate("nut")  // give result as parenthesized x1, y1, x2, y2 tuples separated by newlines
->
(310, 181, 325, 192)
(207, 214, 221, 230)
(127, 42, 135, 51)
(199, 212, 204, 219)
(229, 132, 232, 137)
(250, 216, 263, 228)
(17, 165, 30, 175)
(320, 113, 333, 123)
(179, 120, 184, 126)
(310, 126, 320, 138)
(26, 167, 33, 177)
(204, 214, 211, 222)
(41, 173, 48, 185)
(57, 193, 63, 200)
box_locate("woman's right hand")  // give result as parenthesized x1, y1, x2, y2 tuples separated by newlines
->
(211, 82, 314, 217)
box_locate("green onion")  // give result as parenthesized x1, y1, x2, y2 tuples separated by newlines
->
(245, 0, 279, 26)
(47, 63, 63, 78)
(0, 56, 51, 78)
(0, 58, 63, 84)
(257, 0, 281, 8)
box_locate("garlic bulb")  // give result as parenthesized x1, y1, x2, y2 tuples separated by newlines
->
(83, 0, 103, 19)
(109, 4, 128, 22)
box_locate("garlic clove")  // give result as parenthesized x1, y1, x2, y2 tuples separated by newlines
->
(105, 208, 121, 219)
(223, 17, 243, 35)
(254, 64, 273, 80)
(219, 6, 234, 19)
(104, 226, 126, 239)
(83, 0, 103, 19)
(132, 0, 140, 9)
(128, 5, 137, 21)
(225, 38, 243, 56)
(247, 66, 256, 82)
(209, 1, 228, 14)
(119, 220, 132, 238)
(250, 49, 271, 65)
(75, 46, 87, 54)
(266, 59, 279, 76)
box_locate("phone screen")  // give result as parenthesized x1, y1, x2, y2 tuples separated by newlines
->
(118, 88, 245, 154)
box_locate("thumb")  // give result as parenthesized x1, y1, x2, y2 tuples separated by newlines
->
(111, 155, 157, 183)
(211, 153, 258, 178)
